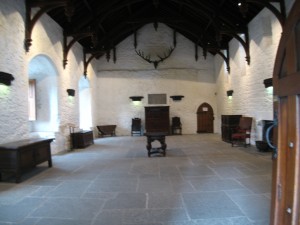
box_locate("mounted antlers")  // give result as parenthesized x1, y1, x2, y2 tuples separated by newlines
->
(135, 46, 175, 69)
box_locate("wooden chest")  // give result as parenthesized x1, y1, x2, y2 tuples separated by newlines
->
(0, 138, 53, 183)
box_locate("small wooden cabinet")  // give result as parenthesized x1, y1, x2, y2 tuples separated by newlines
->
(0, 138, 54, 183)
(145, 106, 170, 133)
(71, 130, 94, 149)
(221, 115, 242, 143)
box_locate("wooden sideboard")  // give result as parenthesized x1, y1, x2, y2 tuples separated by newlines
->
(221, 115, 242, 143)
(0, 138, 54, 183)
(71, 130, 94, 149)
(145, 106, 170, 133)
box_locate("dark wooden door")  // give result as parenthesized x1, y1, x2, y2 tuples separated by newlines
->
(197, 102, 214, 133)
(271, 1, 300, 225)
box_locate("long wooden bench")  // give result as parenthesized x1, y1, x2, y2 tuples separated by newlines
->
(97, 125, 116, 137)
(0, 138, 54, 183)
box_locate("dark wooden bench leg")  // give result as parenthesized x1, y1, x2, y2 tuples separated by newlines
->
(48, 159, 52, 167)
(15, 170, 21, 183)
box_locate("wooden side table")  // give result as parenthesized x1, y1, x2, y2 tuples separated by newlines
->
(144, 132, 168, 157)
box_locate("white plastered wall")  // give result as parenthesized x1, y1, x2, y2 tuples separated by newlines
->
(0, 0, 28, 142)
(214, 3, 289, 144)
(0, 0, 97, 153)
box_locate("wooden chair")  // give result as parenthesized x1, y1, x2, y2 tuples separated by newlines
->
(231, 117, 252, 147)
(131, 118, 142, 136)
(171, 117, 182, 135)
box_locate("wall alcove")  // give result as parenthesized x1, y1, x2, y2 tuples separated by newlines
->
(28, 54, 59, 136)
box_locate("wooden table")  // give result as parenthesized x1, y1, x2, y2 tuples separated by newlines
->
(144, 132, 168, 157)
(0, 138, 54, 183)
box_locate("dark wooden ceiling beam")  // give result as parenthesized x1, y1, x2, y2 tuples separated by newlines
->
(173, 0, 236, 68)
(152, 0, 160, 8)
(127, 4, 132, 15)
(95, 23, 141, 50)
(126, 17, 184, 25)
(94, 5, 154, 49)
(168, 0, 250, 66)
(86, 15, 216, 65)
(169, 0, 245, 47)
(82, 0, 93, 13)
(127, 14, 209, 46)
(95, 17, 219, 59)
(28, 0, 68, 8)
(98, 1, 144, 25)
(40, 0, 267, 68)
(126, 2, 227, 55)
(156, 2, 212, 42)
(72, 0, 144, 33)
(189, 0, 247, 32)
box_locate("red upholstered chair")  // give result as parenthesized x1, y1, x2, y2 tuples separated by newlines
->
(231, 117, 252, 147)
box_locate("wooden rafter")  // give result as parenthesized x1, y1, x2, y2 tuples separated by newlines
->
(30, 0, 273, 67)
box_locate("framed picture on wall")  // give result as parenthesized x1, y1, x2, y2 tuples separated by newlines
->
(148, 94, 167, 104)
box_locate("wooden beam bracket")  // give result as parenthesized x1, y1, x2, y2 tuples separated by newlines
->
(25, 0, 72, 52)
(246, 0, 286, 27)
(221, 28, 250, 65)
(83, 49, 104, 76)
(207, 45, 230, 73)
(63, 32, 94, 68)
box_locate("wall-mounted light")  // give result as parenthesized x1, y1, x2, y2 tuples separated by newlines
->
(67, 89, 75, 97)
(170, 95, 184, 101)
(227, 90, 234, 97)
(0, 72, 14, 86)
(129, 96, 143, 101)
(263, 78, 273, 88)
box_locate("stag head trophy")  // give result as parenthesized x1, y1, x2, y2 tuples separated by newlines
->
(134, 25, 176, 69)
(135, 47, 175, 69)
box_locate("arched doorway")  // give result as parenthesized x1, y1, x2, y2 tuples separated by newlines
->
(196, 102, 214, 133)
(28, 55, 59, 136)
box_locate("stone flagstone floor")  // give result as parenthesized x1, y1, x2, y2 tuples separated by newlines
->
(0, 134, 272, 225)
